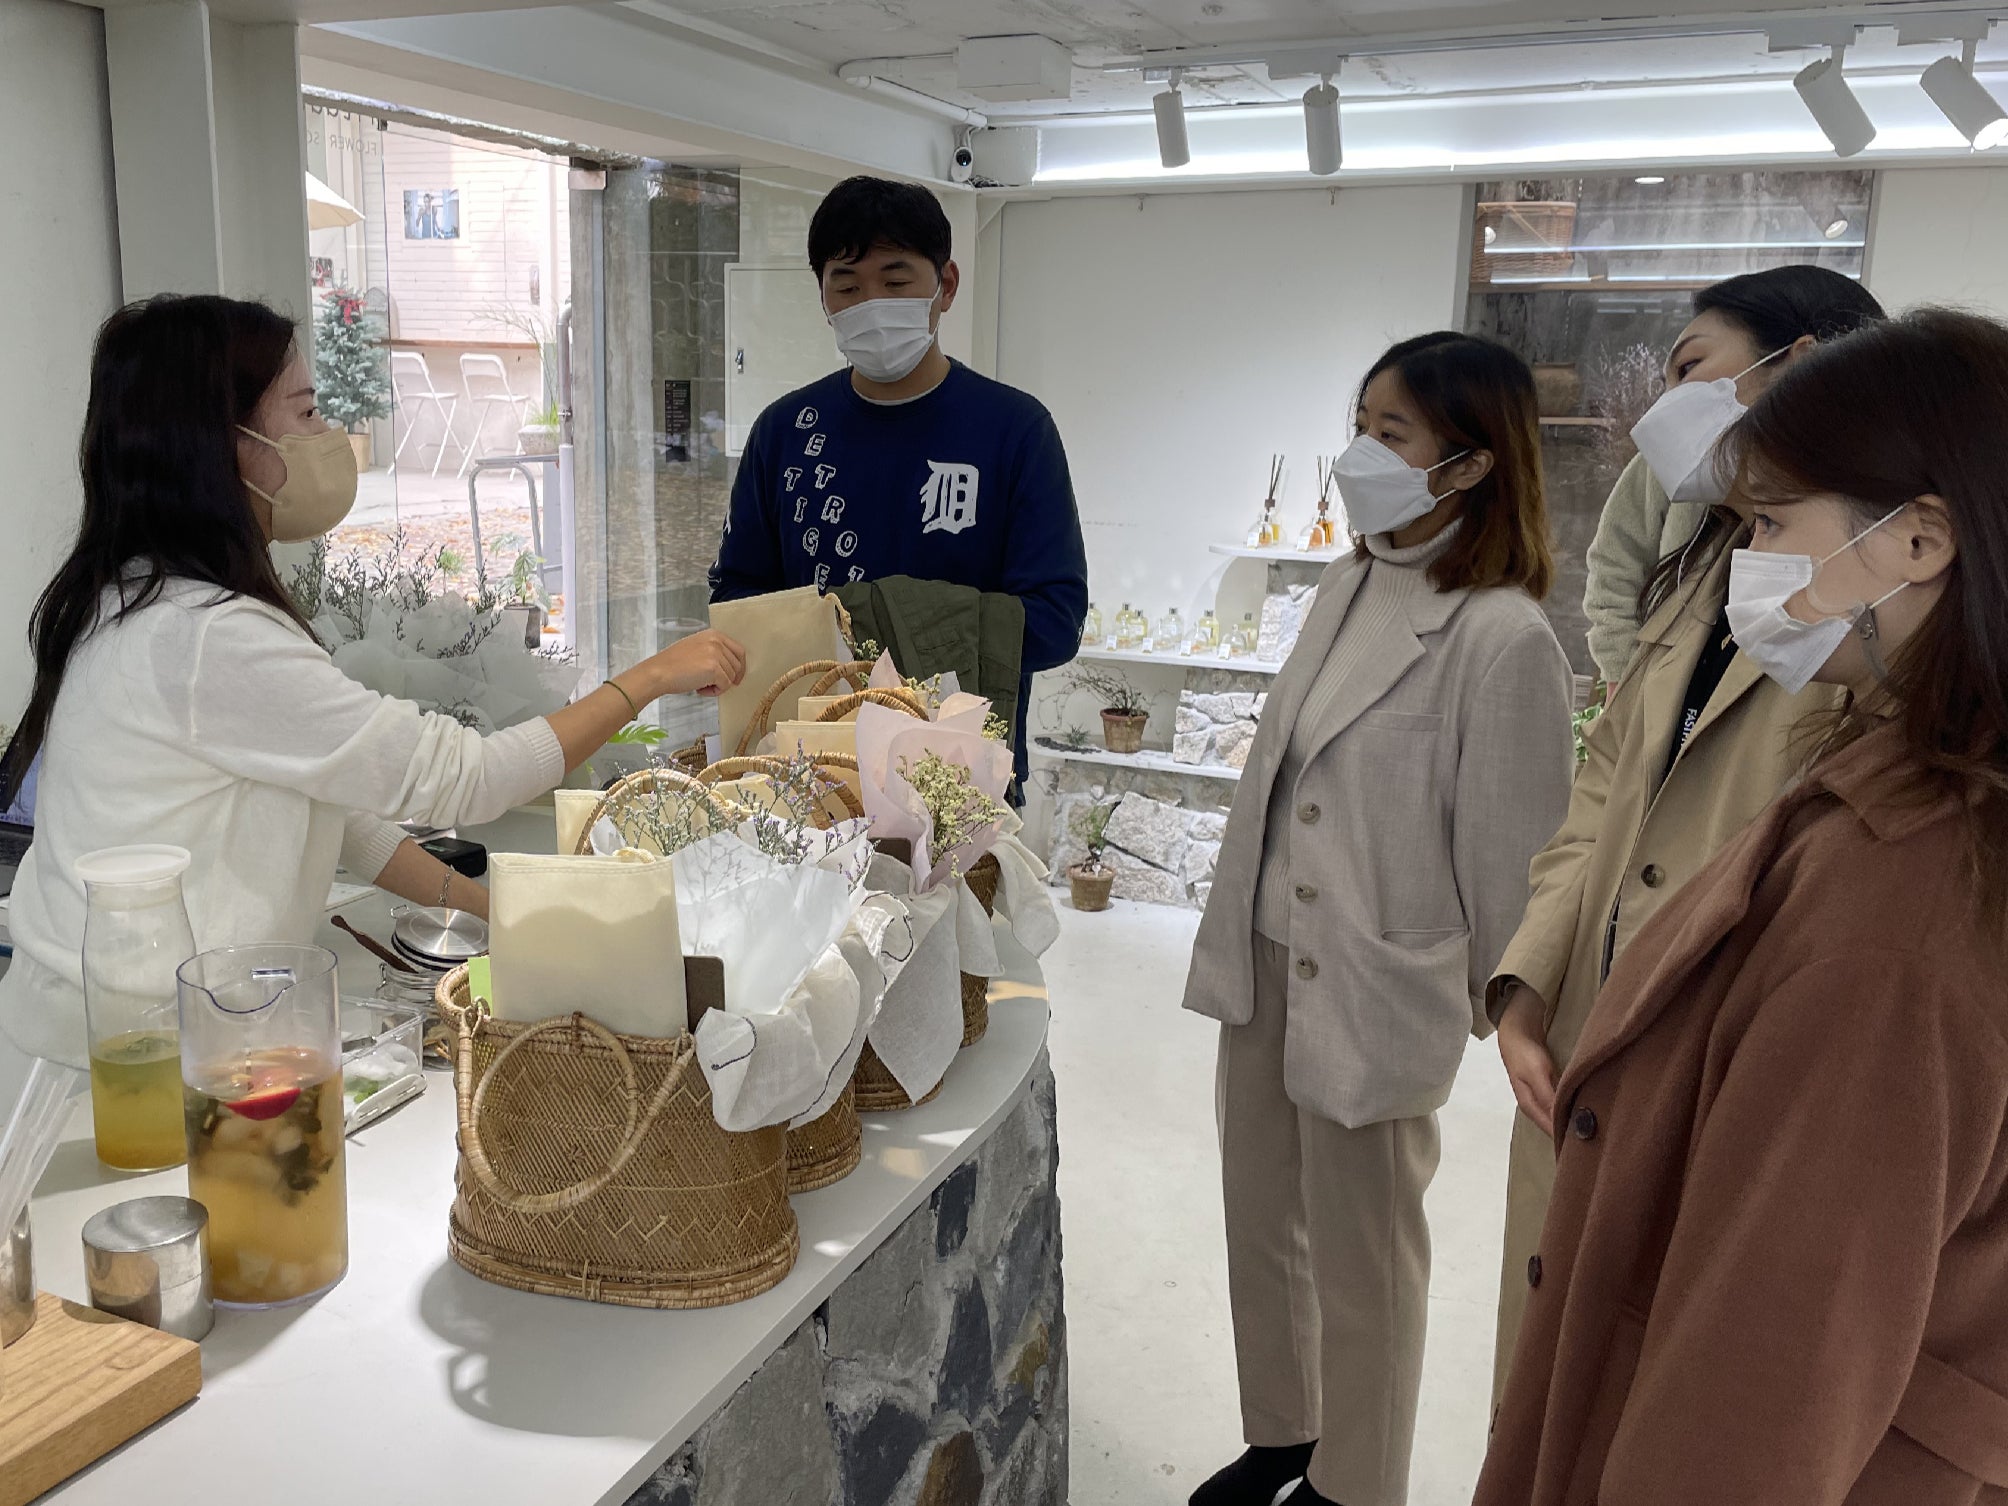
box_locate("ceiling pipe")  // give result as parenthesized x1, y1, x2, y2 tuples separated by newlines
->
(836, 60, 991, 127)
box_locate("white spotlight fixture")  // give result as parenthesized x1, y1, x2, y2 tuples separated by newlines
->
(1922, 42, 2008, 150)
(1303, 74, 1341, 176)
(1153, 69, 1190, 169)
(1794, 45, 1876, 157)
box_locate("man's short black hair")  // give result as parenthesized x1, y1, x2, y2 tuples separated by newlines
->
(808, 177, 952, 279)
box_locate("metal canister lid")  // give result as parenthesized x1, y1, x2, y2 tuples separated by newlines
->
(391, 906, 488, 966)
(83, 1196, 213, 1340)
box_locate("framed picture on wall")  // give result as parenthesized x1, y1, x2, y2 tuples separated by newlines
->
(402, 189, 461, 241)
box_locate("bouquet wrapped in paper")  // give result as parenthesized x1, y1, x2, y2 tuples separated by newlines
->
(582, 763, 909, 1131)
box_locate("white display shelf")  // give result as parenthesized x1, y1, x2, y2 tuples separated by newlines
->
(1209, 543, 1341, 563)
(1030, 742, 1243, 782)
(1074, 645, 1283, 676)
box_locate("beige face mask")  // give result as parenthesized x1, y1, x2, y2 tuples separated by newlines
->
(237, 425, 360, 542)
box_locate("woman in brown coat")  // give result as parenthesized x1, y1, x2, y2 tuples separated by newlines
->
(1488, 267, 1882, 1403)
(1477, 306, 2008, 1505)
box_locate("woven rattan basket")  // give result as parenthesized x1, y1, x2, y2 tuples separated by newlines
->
(853, 1041, 943, 1112)
(785, 1080, 862, 1193)
(734, 660, 872, 757)
(441, 968, 798, 1309)
(960, 853, 1001, 1048)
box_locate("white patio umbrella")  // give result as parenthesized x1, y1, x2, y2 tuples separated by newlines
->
(306, 171, 363, 231)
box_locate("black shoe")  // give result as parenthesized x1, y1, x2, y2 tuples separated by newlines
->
(1276, 1481, 1339, 1506)
(1189, 1443, 1318, 1506)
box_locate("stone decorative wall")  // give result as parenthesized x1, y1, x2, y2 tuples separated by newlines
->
(1257, 561, 1321, 664)
(625, 1057, 1066, 1506)
(1173, 689, 1265, 770)
(1048, 774, 1232, 909)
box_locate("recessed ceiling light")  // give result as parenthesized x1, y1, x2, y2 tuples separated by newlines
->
(1634, 175, 1666, 184)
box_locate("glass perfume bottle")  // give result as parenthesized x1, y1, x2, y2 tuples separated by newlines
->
(1153, 608, 1183, 654)
(1114, 603, 1146, 651)
(1188, 609, 1221, 656)
(1082, 603, 1103, 648)
(1225, 612, 1259, 659)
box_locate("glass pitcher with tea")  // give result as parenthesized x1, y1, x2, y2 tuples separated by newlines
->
(78, 846, 196, 1172)
(177, 944, 348, 1308)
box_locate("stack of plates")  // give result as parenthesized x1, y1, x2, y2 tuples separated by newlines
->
(390, 906, 488, 976)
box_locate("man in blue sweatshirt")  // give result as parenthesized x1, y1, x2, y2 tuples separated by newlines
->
(709, 176, 1087, 785)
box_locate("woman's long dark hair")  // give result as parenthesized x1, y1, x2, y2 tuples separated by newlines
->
(1727, 306, 2008, 917)
(0, 295, 312, 802)
(1638, 265, 1886, 622)
(1354, 331, 1555, 600)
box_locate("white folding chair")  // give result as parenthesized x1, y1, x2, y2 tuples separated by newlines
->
(457, 353, 533, 478)
(391, 351, 468, 478)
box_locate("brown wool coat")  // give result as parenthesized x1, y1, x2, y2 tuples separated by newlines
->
(1476, 726, 2008, 1506)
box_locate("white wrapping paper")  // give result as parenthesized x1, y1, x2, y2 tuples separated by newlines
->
(859, 852, 963, 1101)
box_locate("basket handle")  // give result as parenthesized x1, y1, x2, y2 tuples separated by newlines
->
(455, 1011, 691, 1215)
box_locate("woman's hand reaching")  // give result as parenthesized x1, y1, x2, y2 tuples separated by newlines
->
(644, 629, 747, 698)
(1498, 984, 1559, 1136)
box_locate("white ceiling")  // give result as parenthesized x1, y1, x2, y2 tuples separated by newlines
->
(644, 0, 2008, 117)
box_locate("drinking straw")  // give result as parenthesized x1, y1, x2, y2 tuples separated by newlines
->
(0, 1057, 84, 1237)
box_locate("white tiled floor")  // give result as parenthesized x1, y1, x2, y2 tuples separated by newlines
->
(1045, 899, 1513, 1506)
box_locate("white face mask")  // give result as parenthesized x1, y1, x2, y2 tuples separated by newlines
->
(827, 290, 940, 384)
(1331, 434, 1471, 536)
(1725, 507, 1908, 694)
(1630, 346, 1788, 504)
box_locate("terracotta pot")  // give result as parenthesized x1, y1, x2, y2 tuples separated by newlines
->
(347, 430, 373, 471)
(1101, 709, 1148, 755)
(1067, 864, 1114, 913)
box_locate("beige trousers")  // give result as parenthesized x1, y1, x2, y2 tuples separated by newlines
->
(1217, 935, 1443, 1506)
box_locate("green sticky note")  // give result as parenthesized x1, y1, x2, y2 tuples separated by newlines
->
(466, 954, 492, 1007)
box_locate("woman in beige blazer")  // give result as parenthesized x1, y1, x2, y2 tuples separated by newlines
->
(1487, 265, 1882, 1407)
(1183, 332, 1574, 1506)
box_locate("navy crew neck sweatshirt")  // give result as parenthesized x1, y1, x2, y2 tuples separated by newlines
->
(710, 361, 1089, 780)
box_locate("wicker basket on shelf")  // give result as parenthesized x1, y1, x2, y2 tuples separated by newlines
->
(786, 1081, 862, 1193)
(440, 968, 798, 1309)
(960, 853, 1001, 1048)
(853, 1042, 944, 1112)
(1470, 201, 1578, 283)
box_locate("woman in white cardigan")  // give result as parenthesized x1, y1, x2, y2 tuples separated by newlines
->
(0, 294, 744, 1067)
(1183, 333, 1574, 1506)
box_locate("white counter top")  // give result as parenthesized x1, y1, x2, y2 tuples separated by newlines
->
(22, 803, 1052, 1506)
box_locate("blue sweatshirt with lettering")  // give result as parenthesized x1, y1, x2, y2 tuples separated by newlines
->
(710, 362, 1088, 779)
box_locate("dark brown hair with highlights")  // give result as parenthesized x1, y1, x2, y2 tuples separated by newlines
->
(1724, 305, 2008, 917)
(1353, 331, 1554, 600)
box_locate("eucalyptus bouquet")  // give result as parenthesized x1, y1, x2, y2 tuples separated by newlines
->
(289, 532, 578, 731)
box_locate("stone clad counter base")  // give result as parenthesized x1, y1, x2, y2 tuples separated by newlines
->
(627, 1059, 1067, 1506)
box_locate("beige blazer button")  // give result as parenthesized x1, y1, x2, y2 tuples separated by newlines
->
(1298, 802, 1322, 825)
(1294, 883, 1319, 902)
(1295, 956, 1319, 980)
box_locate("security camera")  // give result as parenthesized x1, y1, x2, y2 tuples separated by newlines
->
(950, 145, 976, 184)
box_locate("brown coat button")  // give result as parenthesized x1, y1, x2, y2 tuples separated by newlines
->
(1295, 956, 1319, 981)
(1527, 1255, 1543, 1289)
(1294, 883, 1319, 902)
(1641, 863, 1665, 888)
(1298, 802, 1322, 825)
(1573, 1107, 1599, 1141)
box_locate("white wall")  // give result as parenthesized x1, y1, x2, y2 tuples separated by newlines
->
(0, 0, 123, 724)
(1867, 165, 2008, 319)
(995, 184, 1466, 633)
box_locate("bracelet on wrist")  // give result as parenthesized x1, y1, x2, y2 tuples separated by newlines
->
(604, 677, 641, 720)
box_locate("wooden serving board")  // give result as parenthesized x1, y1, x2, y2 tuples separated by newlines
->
(0, 1293, 201, 1506)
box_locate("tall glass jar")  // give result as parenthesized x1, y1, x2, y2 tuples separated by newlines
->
(78, 846, 196, 1172)
(177, 944, 348, 1308)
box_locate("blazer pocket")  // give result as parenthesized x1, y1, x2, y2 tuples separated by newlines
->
(1382, 927, 1468, 948)
(1356, 710, 1445, 733)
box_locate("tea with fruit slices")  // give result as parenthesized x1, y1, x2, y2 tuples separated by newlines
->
(90, 1028, 187, 1171)
(185, 1046, 348, 1307)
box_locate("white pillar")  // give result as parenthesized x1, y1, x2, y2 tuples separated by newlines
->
(103, 0, 310, 325)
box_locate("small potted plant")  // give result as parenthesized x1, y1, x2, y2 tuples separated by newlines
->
(518, 401, 560, 456)
(1065, 665, 1151, 755)
(1067, 800, 1117, 912)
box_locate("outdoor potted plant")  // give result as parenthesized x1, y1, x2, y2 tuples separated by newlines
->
(313, 286, 391, 471)
(517, 401, 560, 456)
(1065, 664, 1151, 754)
(1066, 800, 1117, 912)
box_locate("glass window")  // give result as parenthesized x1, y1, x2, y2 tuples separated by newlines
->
(1462, 168, 1872, 678)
